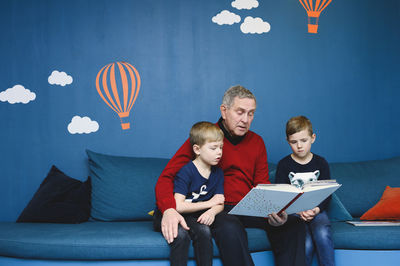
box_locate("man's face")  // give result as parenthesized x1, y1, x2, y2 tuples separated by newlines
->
(220, 97, 256, 137)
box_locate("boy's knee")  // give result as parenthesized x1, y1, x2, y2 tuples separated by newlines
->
(197, 224, 212, 237)
(171, 226, 191, 246)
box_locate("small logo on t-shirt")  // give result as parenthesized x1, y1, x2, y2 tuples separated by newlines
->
(185, 185, 208, 202)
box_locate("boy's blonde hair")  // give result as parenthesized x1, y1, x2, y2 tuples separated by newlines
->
(190, 121, 224, 146)
(286, 116, 313, 138)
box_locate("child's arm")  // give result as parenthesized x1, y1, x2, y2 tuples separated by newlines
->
(174, 193, 225, 214)
(197, 194, 225, 226)
(298, 207, 320, 221)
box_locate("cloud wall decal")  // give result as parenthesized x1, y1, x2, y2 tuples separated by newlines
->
(232, 0, 259, 10)
(240, 16, 271, 34)
(48, 70, 73, 86)
(0, 85, 36, 104)
(212, 10, 241, 25)
(68, 116, 99, 134)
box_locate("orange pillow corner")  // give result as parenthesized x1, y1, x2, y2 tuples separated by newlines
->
(360, 186, 400, 221)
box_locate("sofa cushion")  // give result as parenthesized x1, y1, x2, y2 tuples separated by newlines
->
(87, 150, 168, 221)
(330, 156, 400, 217)
(360, 186, 400, 221)
(331, 221, 400, 250)
(327, 193, 353, 222)
(0, 221, 270, 260)
(16, 165, 91, 224)
(1, 221, 399, 260)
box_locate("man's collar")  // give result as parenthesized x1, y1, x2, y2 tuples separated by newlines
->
(217, 117, 245, 145)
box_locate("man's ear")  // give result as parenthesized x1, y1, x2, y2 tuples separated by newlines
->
(220, 104, 227, 119)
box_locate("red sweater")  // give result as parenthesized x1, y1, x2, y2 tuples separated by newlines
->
(155, 127, 270, 213)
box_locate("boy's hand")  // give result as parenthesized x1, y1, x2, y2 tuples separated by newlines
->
(208, 194, 225, 207)
(197, 208, 216, 226)
(298, 207, 320, 222)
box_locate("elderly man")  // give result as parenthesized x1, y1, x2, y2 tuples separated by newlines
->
(154, 85, 306, 266)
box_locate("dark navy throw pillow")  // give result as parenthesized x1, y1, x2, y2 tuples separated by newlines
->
(17, 165, 91, 223)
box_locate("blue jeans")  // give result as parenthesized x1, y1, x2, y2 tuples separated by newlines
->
(304, 211, 335, 266)
(154, 208, 307, 266)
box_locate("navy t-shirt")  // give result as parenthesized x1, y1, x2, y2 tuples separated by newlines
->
(174, 161, 224, 203)
(275, 154, 331, 211)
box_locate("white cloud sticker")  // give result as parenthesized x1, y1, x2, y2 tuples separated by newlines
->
(232, 0, 259, 10)
(0, 85, 36, 104)
(68, 116, 99, 134)
(48, 70, 73, 86)
(212, 10, 241, 25)
(240, 16, 271, 34)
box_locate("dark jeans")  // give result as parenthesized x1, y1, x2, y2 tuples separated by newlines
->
(214, 206, 307, 266)
(304, 211, 335, 266)
(154, 207, 307, 266)
(153, 210, 214, 266)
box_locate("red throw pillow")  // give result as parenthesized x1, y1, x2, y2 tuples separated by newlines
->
(360, 186, 400, 221)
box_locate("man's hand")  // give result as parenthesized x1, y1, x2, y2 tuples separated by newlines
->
(161, 208, 189, 244)
(298, 207, 320, 222)
(268, 211, 288, 226)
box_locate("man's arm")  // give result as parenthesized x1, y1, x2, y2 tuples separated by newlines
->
(154, 138, 193, 243)
(253, 136, 270, 186)
(155, 138, 193, 212)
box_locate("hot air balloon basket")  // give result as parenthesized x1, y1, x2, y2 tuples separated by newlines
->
(308, 24, 318, 33)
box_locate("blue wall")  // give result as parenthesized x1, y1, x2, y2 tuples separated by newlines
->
(1, 0, 399, 221)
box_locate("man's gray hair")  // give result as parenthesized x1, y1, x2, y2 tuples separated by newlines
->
(222, 85, 256, 108)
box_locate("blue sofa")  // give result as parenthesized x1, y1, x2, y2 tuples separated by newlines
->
(0, 151, 399, 266)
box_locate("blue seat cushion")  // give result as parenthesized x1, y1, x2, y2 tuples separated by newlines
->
(331, 221, 400, 249)
(0, 221, 270, 260)
(1, 221, 399, 260)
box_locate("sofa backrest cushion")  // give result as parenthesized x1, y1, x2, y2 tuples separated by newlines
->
(330, 156, 400, 218)
(87, 150, 168, 221)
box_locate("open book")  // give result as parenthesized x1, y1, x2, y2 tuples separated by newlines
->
(228, 180, 341, 217)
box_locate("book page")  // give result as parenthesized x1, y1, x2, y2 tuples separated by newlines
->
(256, 183, 301, 193)
(285, 184, 341, 214)
(228, 187, 298, 217)
(302, 183, 340, 192)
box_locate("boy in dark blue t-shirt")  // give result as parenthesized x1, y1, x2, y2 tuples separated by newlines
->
(275, 116, 334, 266)
(171, 121, 224, 266)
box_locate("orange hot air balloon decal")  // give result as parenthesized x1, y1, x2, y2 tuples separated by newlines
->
(299, 0, 332, 34)
(95, 62, 141, 130)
